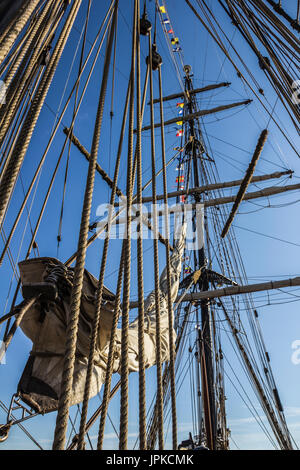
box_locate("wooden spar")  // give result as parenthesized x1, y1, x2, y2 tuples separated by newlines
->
(130, 276, 300, 308)
(114, 169, 293, 205)
(264, 0, 300, 32)
(65, 127, 292, 209)
(105, 181, 300, 228)
(221, 129, 268, 238)
(205, 181, 300, 207)
(67, 380, 121, 450)
(63, 127, 123, 197)
(63, 127, 173, 252)
(148, 82, 231, 105)
(62, 178, 300, 266)
(65, 126, 182, 203)
(138, 99, 252, 132)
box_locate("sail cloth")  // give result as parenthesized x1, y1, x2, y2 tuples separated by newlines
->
(17, 226, 186, 414)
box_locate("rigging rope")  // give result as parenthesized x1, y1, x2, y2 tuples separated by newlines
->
(135, 0, 147, 450)
(0, 0, 64, 147)
(0, 0, 42, 66)
(0, 0, 53, 95)
(0, 3, 114, 270)
(148, 29, 164, 450)
(158, 64, 178, 450)
(77, 13, 133, 453)
(119, 0, 137, 450)
(185, 0, 300, 157)
(0, 0, 80, 231)
(56, 0, 92, 257)
(52, 0, 117, 450)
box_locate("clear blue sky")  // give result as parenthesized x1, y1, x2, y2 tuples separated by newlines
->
(0, 0, 299, 450)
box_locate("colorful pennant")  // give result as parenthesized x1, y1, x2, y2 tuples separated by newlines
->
(176, 176, 184, 183)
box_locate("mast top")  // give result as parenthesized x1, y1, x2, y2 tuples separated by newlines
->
(183, 64, 192, 77)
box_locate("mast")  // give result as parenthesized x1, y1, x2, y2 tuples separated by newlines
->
(184, 65, 217, 450)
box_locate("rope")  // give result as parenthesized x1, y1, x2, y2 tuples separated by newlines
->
(0, 3, 114, 269)
(136, 0, 147, 450)
(0, 0, 41, 66)
(5, 0, 57, 94)
(0, 2, 62, 134)
(119, 0, 137, 450)
(148, 30, 164, 450)
(107, 8, 118, 200)
(0, 1, 53, 94)
(0, 3, 27, 46)
(64, 63, 180, 270)
(96, 78, 132, 450)
(158, 64, 177, 450)
(0, 0, 81, 231)
(66, 381, 121, 450)
(227, 0, 300, 128)
(185, 0, 300, 157)
(193, 89, 294, 448)
(0, 64, 44, 179)
(97, 248, 125, 449)
(218, 297, 292, 449)
(0, 0, 63, 145)
(52, 0, 117, 450)
(76, 8, 131, 452)
(57, 0, 92, 257)
(0, 2, 79, 344)
(97, 64, 150, 449)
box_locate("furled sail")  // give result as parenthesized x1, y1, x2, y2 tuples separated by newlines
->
(16, 225, 186, 414)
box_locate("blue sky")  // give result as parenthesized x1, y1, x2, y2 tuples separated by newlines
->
(0, 0, 299, 450)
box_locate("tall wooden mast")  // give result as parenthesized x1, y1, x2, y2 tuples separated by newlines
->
(183, 66, 217, 449)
